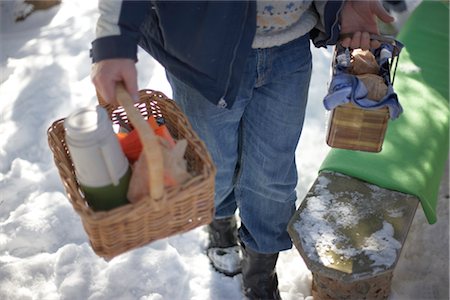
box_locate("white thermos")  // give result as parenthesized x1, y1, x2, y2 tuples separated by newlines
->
(64, 105, 131, 211)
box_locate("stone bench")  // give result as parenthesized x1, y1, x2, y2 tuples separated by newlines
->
(288, 171, 419, 299)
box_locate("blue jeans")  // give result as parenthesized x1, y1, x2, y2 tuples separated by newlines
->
(166, 34, 312, 253)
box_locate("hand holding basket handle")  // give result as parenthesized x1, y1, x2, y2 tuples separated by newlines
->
(340, 33, 395, 45)
(115, 83, 165, 202)
(339, 0, 395, 50)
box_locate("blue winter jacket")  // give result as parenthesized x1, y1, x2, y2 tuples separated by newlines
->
(91, 1, 344, 108)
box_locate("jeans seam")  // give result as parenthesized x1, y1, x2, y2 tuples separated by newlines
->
(255, 49, 265, 87)
(234, 120, 245, 211)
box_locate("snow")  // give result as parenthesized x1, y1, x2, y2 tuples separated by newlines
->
(293, 173, 410, 272)
(0, 1, 448, 300)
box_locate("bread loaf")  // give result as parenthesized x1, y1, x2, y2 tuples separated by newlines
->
(357, 74, 388, 101)
(350, 49, 379, 75)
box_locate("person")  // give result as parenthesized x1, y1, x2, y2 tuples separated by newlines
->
(90, 1, 394, 299)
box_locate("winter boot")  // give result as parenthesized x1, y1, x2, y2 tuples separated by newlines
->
(241, 243, 281, 300)
(206, 215, 242, 276)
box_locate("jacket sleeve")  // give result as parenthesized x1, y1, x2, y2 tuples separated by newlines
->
(90, 0, 151, 63)
(310, 0, 344, 48)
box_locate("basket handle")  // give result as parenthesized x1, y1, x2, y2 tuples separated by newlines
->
(115, 83, 165, 202)
(339, 33, 396, 45)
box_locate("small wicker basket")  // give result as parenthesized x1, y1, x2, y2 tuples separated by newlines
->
(326, 35, 402, 153)
(47, 88, 216, 260)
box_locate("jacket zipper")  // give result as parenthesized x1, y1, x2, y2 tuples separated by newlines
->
(218, 3, 250, 108)
(326, 0, 345, 45)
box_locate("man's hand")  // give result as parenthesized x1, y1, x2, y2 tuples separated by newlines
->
(91, 59, 138, 105)
(340, 0, 395, 50)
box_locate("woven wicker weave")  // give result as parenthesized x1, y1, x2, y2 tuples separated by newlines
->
(47, 89, 215, 259)
(326, 103, 389, 152)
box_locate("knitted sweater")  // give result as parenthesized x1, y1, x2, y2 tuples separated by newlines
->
(252, 0, 318, 48)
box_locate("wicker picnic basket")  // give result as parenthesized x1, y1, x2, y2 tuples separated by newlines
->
(325, 35, 403, 153)
(47, 87, 216, 260)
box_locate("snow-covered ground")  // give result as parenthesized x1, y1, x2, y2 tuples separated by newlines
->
(0, 1, 448, 299)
